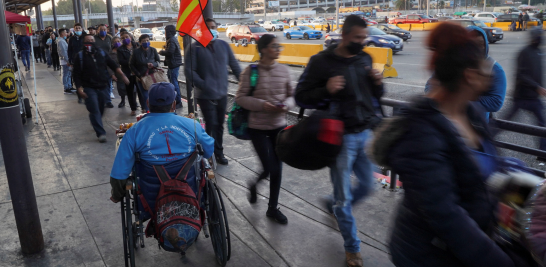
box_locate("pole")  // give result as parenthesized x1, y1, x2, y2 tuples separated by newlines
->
(483, 0, 485, 11)
(77, 0, 83, 24)
(35, 6, 42, 30)
(426, 0, 429, 15)
(106, 0, 115, 36)
(27, 25, 39, 124)
(264, 0, 266, 21)
(52, 0, 58, 30)
(0, 3, 44, 255)
(335, 0, 339, 29)
(72, 0, 79, 23)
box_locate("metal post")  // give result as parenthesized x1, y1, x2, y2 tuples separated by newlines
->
(52, 0, 58, 30)
(264, 0, 267, 21)
(77, 0, 83, 24)
(426, 0, 429, 15)
(35, 6, 42, 30)
(335, 0, 338, 29)
(106, 0, 115, 36)
(389, 171, 398, 190)
(72, 0, 79, 23)
(0, 3, 44, 255)
(483, 0, 485, 11)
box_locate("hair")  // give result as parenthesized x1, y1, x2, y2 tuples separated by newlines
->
(139, 34, 149, 42)
(59, 28, 66, 35)
(205, 18, 216, 25)
(342, 15, 367, 35)
(149, 104, 173, 113)
(83, 35, 95, 42)
(120, 28, 127, 33)
(99, 24, 105, 28)
(427, 22, 482, 93)
(115, 24, 119, 29)
(112, 36, 120, 43)
(257, 34, 276, 57)
(74, 23, 82, 28)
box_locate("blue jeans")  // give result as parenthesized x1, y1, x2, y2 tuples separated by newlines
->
(83, 87, 109, 137)
(136, 81, 149, 112)
(45, 49, 51, 66)
(167, 67, 182, 103)
(62, 65, 71, 90)
(329, 129, 374, 253)
(107, 77, 113, 104)
(21, 50, 30, 67)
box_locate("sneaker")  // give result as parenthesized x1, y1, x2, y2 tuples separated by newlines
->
(118, 101, 125, 108)
(266, 206, 288, 224)
(215, 155, 229, 165)
(98, 135, 107, 143)
(110, 93, 115, 99)
(130, 110, 136, 116)
(64, 89, 73, 94)
(105, 102, 114, 108)
(345, 252, 363, 267)
(248, 183, 257, 204)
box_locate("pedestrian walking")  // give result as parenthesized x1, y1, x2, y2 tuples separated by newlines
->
(95, 24, 115, 107)
(369, 22, 519, 267)
(504, 28, 546, 161)
(326, 23, 331, 33)
(130, 34, 160, 113)
(109, 37, 127, 108)
(32, 32, 41, 63)
(88, 26, 97, 36)
(159, 25, 183, 109)
(73, 35, 129, 143)
(16, 32, 31, 71)
(118, 32, 140, 116)
(295, 15, 383, 267)
(50, 32, 60, 71)
(185, 18, 242, 165)
(518, 13, 524, 30)
(235, 35, 294, 224)
(68, 23, 86, 104)
(38, 30, 46, 63)
(523, 12, 530, 31)
(57, 28, 72, 94)
(43, 26, 53, 67)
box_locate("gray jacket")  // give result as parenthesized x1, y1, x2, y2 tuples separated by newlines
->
(57, 37, 69, 63)
(185, 40, 241, 100)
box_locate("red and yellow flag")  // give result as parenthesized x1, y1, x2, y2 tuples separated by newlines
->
(176, 0, 213, 47)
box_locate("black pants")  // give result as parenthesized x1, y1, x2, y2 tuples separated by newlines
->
(197, 97, 227, 157)
(33, 47, 41, 62)
(51, 52, 60, 69)
(125, 76, 138, 111)
(248, 126, 284, 208)
(40, 46, 46, 62)
(504, 98, 546, 151)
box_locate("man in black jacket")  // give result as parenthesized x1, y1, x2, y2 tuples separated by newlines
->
(295, 15, 383, 267)
(42, 26, 53, 67)
(504, 27, 546, 159)
(73, 35, 129, 142)
(159, 25, 183, 109)
(68, 23, 86, 103)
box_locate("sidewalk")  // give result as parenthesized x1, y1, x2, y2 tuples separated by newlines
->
(0, 60, 401, 267)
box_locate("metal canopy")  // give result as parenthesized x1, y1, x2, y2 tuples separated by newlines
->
(5, 0, 51, 13)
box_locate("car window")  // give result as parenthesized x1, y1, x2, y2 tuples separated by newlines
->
(461, 21, 473, 27)
(369, 27, 386, 35)
(386, 24, 400, 29)
(335, 28, 342, 34)
(291, 27, 300, 30)
(249, 27, 267, 33)
(238, 26, 246, 33)
(140, 29, 151, 33)
(408, 15, 415, 19)
(300, 26, 313, 30)
(473, 20, 487, 27)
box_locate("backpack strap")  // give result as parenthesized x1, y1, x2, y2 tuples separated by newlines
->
(249, 64, 259, 96)
(174, 152, 199, 181)
(153, 165, 171, 184)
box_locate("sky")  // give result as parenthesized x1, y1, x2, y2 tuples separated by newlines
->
(40, 0, 142, 11)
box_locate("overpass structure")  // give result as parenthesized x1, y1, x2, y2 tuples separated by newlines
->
(247, 0, 385, 14)
(34, 11, 254, 23)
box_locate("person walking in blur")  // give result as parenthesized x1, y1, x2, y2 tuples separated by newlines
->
(185, 18, 242, 165)
(523, 12, 530, 30)
(16, 32, 31, 71)
(159, 25, 183, 109)
(235, 35, 294, 224)
(95, 24, 115, 106)
(518, 13, 524, 30)
(43, 27, 53, 67)
(130, 34, 160, 113)
(109, 37, 127, 108)
(49, 32, 60, 71)
(326, 23, 331, 33)
(38, 30, 46, 63)
(369, 22, 519, 267)
(296, 15, 383, 267)
(118, 32, 140, 115)
(57, 28, 72, 94)
(32, 32, 41, 63)
(504, 28, 546, 160)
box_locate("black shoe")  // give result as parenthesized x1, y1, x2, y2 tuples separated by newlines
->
(215, 155, 228, 165)
(105, 102, 114, 108)
(320, 197, 334, 214)
(176, 102, 183, 109)
(249, 183, 257, 204)
(118, 101, 125, 108)
(266, 206, 288, 224)
(64, 89, 73, 94)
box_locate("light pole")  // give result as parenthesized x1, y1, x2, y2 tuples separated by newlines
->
(335, 0, 339, 29)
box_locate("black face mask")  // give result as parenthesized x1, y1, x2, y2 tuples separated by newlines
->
(83, 42, 96, 53)
(346, 41, 364, 55)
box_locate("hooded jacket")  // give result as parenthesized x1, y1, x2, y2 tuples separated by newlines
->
(514, 28, 543, 100)
(159, 25, 182, 69)
(68, 33, 86, 65)
(425, 26, 507, 119)
(369, 96, 515, 267)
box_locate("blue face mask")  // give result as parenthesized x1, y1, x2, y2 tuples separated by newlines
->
(211, 30, 218, 41)
(75, 31, 82, 36)
(99, 30, 106, 37)
(63, 36, 67, 40)
(141, 41, 150, 48)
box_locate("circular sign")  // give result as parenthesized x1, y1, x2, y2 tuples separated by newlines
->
(0, 66, 18, 108)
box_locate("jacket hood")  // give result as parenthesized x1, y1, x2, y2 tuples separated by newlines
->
(467, 25, 488, 56)
(165, 25, 176, 39)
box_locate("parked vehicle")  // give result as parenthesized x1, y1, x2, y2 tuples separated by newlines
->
(473, 12, 501, 23)
(154, 29, 166, 41)
(496, 13, 519, 22)
(284, 26, 323, 40)
(264, 21, 286, 31)
(226, 25, 238, 38)
(151, 26, 165, 33)
(377, 24, 412, 41)
(230, 25, 273, 44)
(389, 14, 438, 24)
(437, 16, 454, 21)
(133, 28, 154, 41)
(324, 27, 403, 53)
(364, 18, 378, 25)
(449, 19, 503, 43)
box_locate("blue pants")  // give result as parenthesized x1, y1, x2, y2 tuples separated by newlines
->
(21, 50, 30, 68)
(62, 65, 71, 90)
(505, 98, 546, 151)
(45, 49, 51, 66)
(329, 130, 374, 253)
(83, 87, 109, 137)
(167, 67, 182, 104)
(136, 81, 149, 112)
(107, 77, 113, 104)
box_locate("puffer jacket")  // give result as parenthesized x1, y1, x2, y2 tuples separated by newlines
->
(235, 62, 295, 130)
(159, 25, 182, 69)
(369, 96, 515, 267)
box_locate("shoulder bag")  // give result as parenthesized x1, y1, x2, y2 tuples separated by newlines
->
(228, 64, 259, 140)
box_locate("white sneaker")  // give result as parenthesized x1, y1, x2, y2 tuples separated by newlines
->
(110, 93, 115, 99)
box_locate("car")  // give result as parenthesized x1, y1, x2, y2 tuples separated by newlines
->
(309, 19, 326, 27)
(133, 28, 154, 41)
(289, 20, 313, 27)
(226, 25, 238, 38)
(230, 25, 274, 44)
(376, 24, 412, 41)
(389, 14, 438, 24)
(151, 26, 165, 33)
(437, 16, 453, 21)
(449, 19, 503, 43)
(154, 29, 166, 41)
(264, 21, 286, 31)
(284, 26, 323, 40)
(324, 27, 404, 53)
(218, 23, 234, 29)
(473, 12, 501, 23)
(364, 18, 378, 25)
(495, 13, 519, 22)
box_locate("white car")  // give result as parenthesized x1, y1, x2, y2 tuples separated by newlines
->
(264, 21, 286, 31)
(309, 19, 326, 27)
(155, 29, 166, 41)
(133, 28, 154, 41)
(226, 25, 238, 38)
(218, 23, 233, 29)
(474, 12, 501, 23)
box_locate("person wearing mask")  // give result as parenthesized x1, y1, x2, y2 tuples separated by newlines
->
(118, 32, 140, 115)
(185, 18, 242, 165)
(68, 23, 86, 103)
(235, 35, 294, 224)
(73, 35, 129, 142)
(16, 32, 31, 71)
(114, 24, 120, 37)
(88, 26, 97, 36)
(109, 37, 127, 108)
(38, 30, 46, 63)
(159, 25, 183, 109)
(43, 26, 53, 67)
(120, 28, 136, 43)
(295, 15, 383, 267)
(504, 27, 546, 161)
(32, 32, 41, 63)
(95, 24, 115, 106)
(523, 12, 530, 30)
(518, 13, 524, 30)
(369, 22, 518, 267)
(57, 28, 72, 94)
(130, 34, 160, 113)
(49, 32, 60, 71)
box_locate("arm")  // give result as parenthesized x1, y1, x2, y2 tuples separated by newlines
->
(109, 127, 137, 201)
(226, 42, 242, 80)
(129, 53, 141, 77)
(164, 39, 176, 57)
(67, 41, 73, 63)
(478, 64, 506, 112)
(235, 66, 266, 111)
(295, 55, 331, 106)
(184, 45, 207, 90)
(117, 50, 130, 67)
(284, 68, 296, 109)
(197, 122, 215, 159)
(72, 53, 83, 89)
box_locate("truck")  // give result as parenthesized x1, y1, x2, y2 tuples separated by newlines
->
(389, 14, 439, 24)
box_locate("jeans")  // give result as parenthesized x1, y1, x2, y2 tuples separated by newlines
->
(136, 81, 149, 112)
(329, 129, 374, 253)
(167, 67, 182, 104)
(21, 50, 30, 67)
(45, 49, 51, 66)
(197, 97, 227, 157)
(61, 65, 71, 90)
(83, 87, 109, 137)
(248, 126, 284, 208)
(504, 98, 546, 151)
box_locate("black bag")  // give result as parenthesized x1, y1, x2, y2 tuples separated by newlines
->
(276, 105, 344, 170)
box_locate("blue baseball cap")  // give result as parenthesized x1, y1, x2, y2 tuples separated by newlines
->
(148, 82, 176, 106)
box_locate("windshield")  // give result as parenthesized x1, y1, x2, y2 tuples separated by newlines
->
(249, 27, 267, 33)
(386, 24, 401, 29)
(299, 26, 313, 30)
(369, 27, 386, 35)
(158, 30, 165, 34)
(473, 20, 487, 27)
(272, 21, 282, 24)
(140, 29, 151, 33)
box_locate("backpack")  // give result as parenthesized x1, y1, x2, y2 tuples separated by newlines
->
(143, 152, 205, 253)
(227, 64, 259, 140)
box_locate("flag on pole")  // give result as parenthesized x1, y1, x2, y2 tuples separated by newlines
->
(176, 0, 213, 47)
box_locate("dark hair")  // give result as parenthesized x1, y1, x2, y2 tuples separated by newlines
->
(257, 34, 276, 57)
(120, 28, 127, 33)
(99, 24, 105, 28)
(115, 24, 119, 29)
(427, 22, 482, 93)
(138, 34, 149, 42)
(149, 104, 173, 113)
(59, 28, 66, 35)
(342, 15, 367, 35)
(205, 18, 216, 25)
(74, 23, 82, 28)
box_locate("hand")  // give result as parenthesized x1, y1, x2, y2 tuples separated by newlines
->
(370, 69, 383, 85)
(111, 74, 118, 82)
(263, 102, 285, 112)
(326, 75, 345, 95)
(147, 63, 154, 69)
(122, 75, 130, 85)
(539, 87, 546, 96)
(77, 87, 88, 99)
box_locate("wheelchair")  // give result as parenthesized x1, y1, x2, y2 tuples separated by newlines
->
(120, 152, 231, 267)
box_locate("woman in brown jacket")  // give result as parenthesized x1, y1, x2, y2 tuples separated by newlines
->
(235, 35, 295, 224)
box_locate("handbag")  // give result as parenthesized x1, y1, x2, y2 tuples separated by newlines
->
(227, 64, 259, 140)
(140, 68, 169, 90)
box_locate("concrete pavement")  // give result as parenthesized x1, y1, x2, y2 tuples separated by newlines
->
(0, 58, 399, 266)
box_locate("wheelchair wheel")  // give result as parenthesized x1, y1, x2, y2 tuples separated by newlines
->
(207, 180, 229, 266)
(213, 181, 231, 261)
(131, 187, 145, 249)
(121, 193, 136, 267)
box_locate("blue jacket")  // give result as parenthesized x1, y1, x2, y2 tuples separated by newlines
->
(425, 26, 507, 119)
(16, 35, 31, 51)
